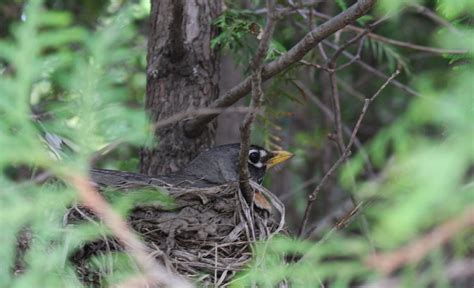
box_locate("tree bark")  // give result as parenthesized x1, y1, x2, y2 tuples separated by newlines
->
(140, 0, 222, 175)
(215, 55, 244, 145)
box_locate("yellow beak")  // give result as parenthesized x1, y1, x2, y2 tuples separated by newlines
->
(267, 150, 294, 168)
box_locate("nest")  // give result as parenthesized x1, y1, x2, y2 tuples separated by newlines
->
(67, 181, 285, 286)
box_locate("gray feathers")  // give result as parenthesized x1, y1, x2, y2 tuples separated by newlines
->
(90, 143, 270, 189)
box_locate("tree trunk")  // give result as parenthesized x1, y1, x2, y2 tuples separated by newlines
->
(140, 0, 222, 175)
(215, 55, 245, 145)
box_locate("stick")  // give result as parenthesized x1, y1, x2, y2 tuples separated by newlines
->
(298, 70, 400, 237)
(184, 0, 377, 137)
(366, 205, 474, 275)
(68, 174, 192, 288)
(238, 0, 277, 203)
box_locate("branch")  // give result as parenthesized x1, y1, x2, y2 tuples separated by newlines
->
(298, 70, 400, 238)
(311, 11, 467, 55)
(44, 107, 254, 169)
(366, 205, 474, 275)
(152, 106, 255, 130)
(362, 258, 474, 288)
(256, 6, 466, 55)
(323, 40, 421, 97)
(291, 79, 374, 175)
(184, 0, 377, 137)
(311, 21, 386, 247)
(68, 174, 192, 288)
(409, 3, 462, 36)
(327, 29, 372, 152)
(239, 0, 277, 204)
(290, 17, 419, 98)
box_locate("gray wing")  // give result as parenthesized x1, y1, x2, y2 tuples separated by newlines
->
(89, 168, 219, 190)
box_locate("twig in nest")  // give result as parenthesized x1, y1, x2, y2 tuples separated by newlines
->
(68, 175, 285, 286)
(239, 0, 277, 204)
(67, 174, 192, 288)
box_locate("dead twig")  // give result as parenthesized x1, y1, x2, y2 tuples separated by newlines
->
(159, 106, 254, 130)
(311, 11, 467, 55)
(409, 3, 462, 36)
(67, 174, 192, 288)
(327, 29, 373, 153)
(362, 258, 474, 288)
(298, 70, 400, 238)
(239, 0, 277, 204)
(184, 0, 377, 137)
(291, 79, 374, 174)
(323, 40, 420, 97)
(324, 19, 387, 253)
(67, 177, 284, 286)
(366, 205, 474, 275)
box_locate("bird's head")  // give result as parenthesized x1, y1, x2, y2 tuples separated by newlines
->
(247, 145, 293, 169)
(247, 144, 293, 184)
(182, 143, 293, 185)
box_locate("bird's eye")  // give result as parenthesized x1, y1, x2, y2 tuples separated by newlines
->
(249, 151, 260, 164)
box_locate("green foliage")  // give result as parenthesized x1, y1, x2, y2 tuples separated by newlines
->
(235, 1, 474, 287)
(436, 0, 474, 19)
(376, 0, 418, 15)
(1, 0, 473, 287)
(211, 9, 255, 49)
(0, 1, 157, 286)
(211, 8, 288, 67)
(365, 38, 410, 74)
(335, 0, 348, 11)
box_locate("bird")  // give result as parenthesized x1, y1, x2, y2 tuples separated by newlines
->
(89, 143, 293, 209)
(41, 130, 293, 209)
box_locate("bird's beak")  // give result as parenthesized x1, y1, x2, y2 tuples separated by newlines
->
(267, 150, 294, 168)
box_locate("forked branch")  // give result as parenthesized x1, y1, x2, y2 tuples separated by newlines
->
(298, 70, 400, 238)
(239, 0, 277, 203)
(184, 0, 377, 137)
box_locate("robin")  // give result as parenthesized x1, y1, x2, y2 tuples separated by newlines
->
(90, 143, 293, 209)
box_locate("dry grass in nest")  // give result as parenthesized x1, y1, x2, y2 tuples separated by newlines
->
(67, 181, 285, 286)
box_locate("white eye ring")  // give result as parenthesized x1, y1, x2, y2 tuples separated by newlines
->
(252, 161, 263, 168)
(248, 149, 263, 167)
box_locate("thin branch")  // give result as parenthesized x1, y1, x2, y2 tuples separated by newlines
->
(328, 29, 371, 68)
(366, 205, 474, 275)
(289, 19, 418, 98)
(291, 79, 374, 172)
(328, 68, 344, 152)
(323, 40, 421, 97)
(67, 174, 192, 288)
(409, 3, 461, 35)
(311, 11, 468, 55)
(336, 76, 366, 101)
(298, 70, 400, 238)
(303, 198, 355, 235)
(362, 258, 474, 288)
(326, 29, 374, 160)
(153, 106, 254, 130)
(323, 22, 385, 249)
(257, 7, 466, 54)
(326, 16, 387, 153)
(184, 0, 377, 137)
(297, 58, 328, 71)
(239, 0, 277, 203)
